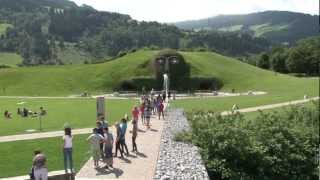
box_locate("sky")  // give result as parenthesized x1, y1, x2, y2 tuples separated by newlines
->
(71, 0, 319, 22)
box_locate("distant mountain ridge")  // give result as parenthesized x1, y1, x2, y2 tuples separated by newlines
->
(0, 0, 272, 66)
(175, 11, 319, 44)
(0, 0, 78, 10)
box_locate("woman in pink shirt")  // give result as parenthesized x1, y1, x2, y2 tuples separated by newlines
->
(132, 106, 139, 123)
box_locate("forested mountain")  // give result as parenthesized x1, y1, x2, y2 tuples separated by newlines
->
(175, 11, 319, 44)
(0, 0, 270, 65)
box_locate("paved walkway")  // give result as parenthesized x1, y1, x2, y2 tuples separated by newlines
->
(76, 113, 164, 180)
(0, 128, 92, 143)
(221, 97, 319, 116)
(2, 170, 65, 180)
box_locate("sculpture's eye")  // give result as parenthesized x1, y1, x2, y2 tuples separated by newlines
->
(157, 58, 164, 64)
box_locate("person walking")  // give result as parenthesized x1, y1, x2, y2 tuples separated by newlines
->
(87, 128, 103, 168)
(132, 106, 139, 128)
(120, 118, 129, 156)
(158, 101, 165, 120)
(103, 127, 114, 169)
(96, 121, 104, 159)
(132, 118, 138, 152)
(63, 128, 73, 174)
(114, 123, 124, 158)
(145, 104, 152, 129)
(140, 103, 145, 125)
(32, 150, 48, 180)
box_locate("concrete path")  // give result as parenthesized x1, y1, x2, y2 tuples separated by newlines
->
(0, 128, 92, 143)
(221, 97, 319, 115)
(76, 114, 164, 180)
(2, 170, 65, 180)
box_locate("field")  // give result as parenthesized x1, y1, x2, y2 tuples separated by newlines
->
(0, 52, 23, 66)
(0, 98, 137, 136)
(249, 23, 289, 37)
(0, 23, 12, 35)
(0, 134, 90, 178)
(218, 25, 243, 32)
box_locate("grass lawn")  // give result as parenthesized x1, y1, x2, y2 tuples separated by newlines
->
(0, 134, 90, 178)
(0, 98, 137, 136)
(0, 52, 23, 67)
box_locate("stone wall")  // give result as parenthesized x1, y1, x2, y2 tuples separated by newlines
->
(154, 109, 209, 179)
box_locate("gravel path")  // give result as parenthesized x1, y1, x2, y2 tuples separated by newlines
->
(154, 109, 209, 179)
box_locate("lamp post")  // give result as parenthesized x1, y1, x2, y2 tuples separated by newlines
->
(156, 56, 179, 102)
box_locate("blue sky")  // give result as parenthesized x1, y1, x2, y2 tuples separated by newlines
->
(71, 0, 319, 22)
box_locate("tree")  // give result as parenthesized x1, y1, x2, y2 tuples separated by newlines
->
(270, 51, 288, 73)
(257, 53, 270, 69)
(286, 49, 307, 73)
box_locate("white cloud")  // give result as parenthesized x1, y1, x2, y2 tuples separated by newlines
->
(71, 0, 319, 22)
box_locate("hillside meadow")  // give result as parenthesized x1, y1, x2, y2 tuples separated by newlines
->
(0, 50, 318, 112)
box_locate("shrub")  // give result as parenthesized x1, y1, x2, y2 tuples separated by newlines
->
(187, 102, 319, 180)
(0, 64, 11, 68)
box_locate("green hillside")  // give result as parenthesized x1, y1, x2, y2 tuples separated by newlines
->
(182, 51, 317, 94)
(0, 50, 318, 97)
(0, 50, 156, 96)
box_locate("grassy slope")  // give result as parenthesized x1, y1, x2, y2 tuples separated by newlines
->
(218, 25, 243, 32)
(0, 23, 12, 35)
(0, 98, 137, 136)
(0, 52, 23, 66)
(172, 52, 318, 111)
(57, 46, 89, 65)
(0, 50, 156, 96)
(249, 23, 289, 37)
(0, 49, 318, 111)
(0, 134, 90, 178)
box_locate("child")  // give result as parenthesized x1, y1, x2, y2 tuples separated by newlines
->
(158, 101, 165, 120)
(63, 128, 73, 174)
(132, 118, 138, 152)
(114, 123, 124, 158)
(103, 127, 114, 169)
(140, 103, 145, 125)
(87, 128, 103, 168)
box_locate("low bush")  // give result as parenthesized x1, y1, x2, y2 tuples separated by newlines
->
(187, 102, 319, 180)
(0, 64, 11, 68)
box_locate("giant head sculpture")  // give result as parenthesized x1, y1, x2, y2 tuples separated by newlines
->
(152, 49, 190, 90)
